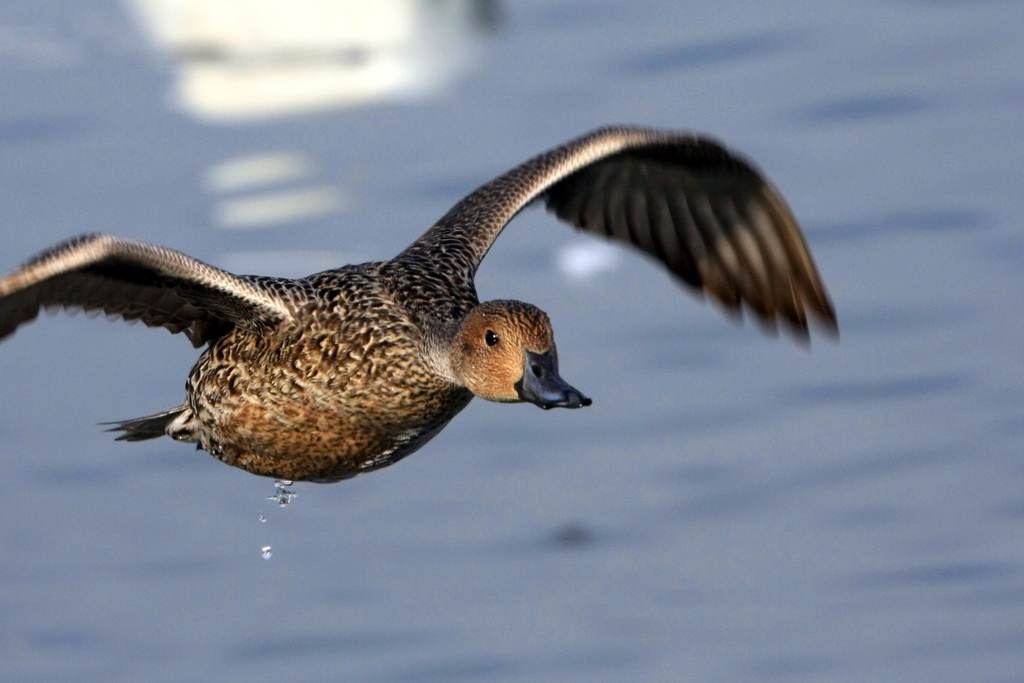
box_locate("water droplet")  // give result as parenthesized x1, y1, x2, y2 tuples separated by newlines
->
(258, 514, 267, 523)
(261, 546, 272, 560)
(267, 479, 297, 507)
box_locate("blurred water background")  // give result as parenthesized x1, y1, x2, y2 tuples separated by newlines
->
(2, 0, 1024, 681)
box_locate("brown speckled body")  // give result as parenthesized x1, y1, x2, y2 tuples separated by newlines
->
(185, 264, 472, 482)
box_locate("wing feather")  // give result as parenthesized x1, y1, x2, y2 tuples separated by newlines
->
(392, 126, 836, 337)
(0, 234, 294, 346)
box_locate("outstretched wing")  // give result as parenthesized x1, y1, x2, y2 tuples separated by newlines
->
(0, 234, 294, 346)
(396, 126, 836, 337)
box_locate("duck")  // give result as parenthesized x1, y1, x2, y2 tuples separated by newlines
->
(0, 126, 836, 482)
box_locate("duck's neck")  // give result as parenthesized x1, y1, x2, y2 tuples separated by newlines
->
(420, 319, 468, 386)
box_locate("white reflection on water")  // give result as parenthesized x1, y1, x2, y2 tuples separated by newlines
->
(205, 151, 343, 228)
(123, 0, 497, 122)
(556, 240, 621, 281)
(213, 186, 344, 228)
(203, 152, 313, 193)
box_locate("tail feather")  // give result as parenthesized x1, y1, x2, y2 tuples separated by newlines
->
(101, 407, 187, 442)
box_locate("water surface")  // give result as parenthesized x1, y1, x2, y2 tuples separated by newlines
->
(1, 1, 1023, 681)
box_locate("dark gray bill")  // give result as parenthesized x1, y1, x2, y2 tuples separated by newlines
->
(514, 349, 592, 410)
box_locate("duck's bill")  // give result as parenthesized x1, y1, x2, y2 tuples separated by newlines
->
(515, 350, 592, 410)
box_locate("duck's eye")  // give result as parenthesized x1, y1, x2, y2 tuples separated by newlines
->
(485, 330, 499, 346)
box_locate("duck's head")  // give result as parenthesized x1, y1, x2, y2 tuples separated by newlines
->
(453, 300, 592, 409)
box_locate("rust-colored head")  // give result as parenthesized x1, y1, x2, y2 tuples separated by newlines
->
(453, 300, 590, 409)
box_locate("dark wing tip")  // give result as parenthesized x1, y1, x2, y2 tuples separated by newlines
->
(541, 131, 838, 342)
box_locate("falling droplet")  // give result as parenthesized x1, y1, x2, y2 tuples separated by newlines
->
(259, 514, 267, 523)
(267, 479, 297, 507)
(261, 546, 272, 560)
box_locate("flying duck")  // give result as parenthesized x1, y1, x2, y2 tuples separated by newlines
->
(0, 126, 836, 482)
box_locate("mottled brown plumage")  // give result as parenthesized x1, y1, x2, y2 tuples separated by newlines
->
(0, 126, 836, 482)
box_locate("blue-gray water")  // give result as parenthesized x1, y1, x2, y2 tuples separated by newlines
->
(2, 1, 1024, 681)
